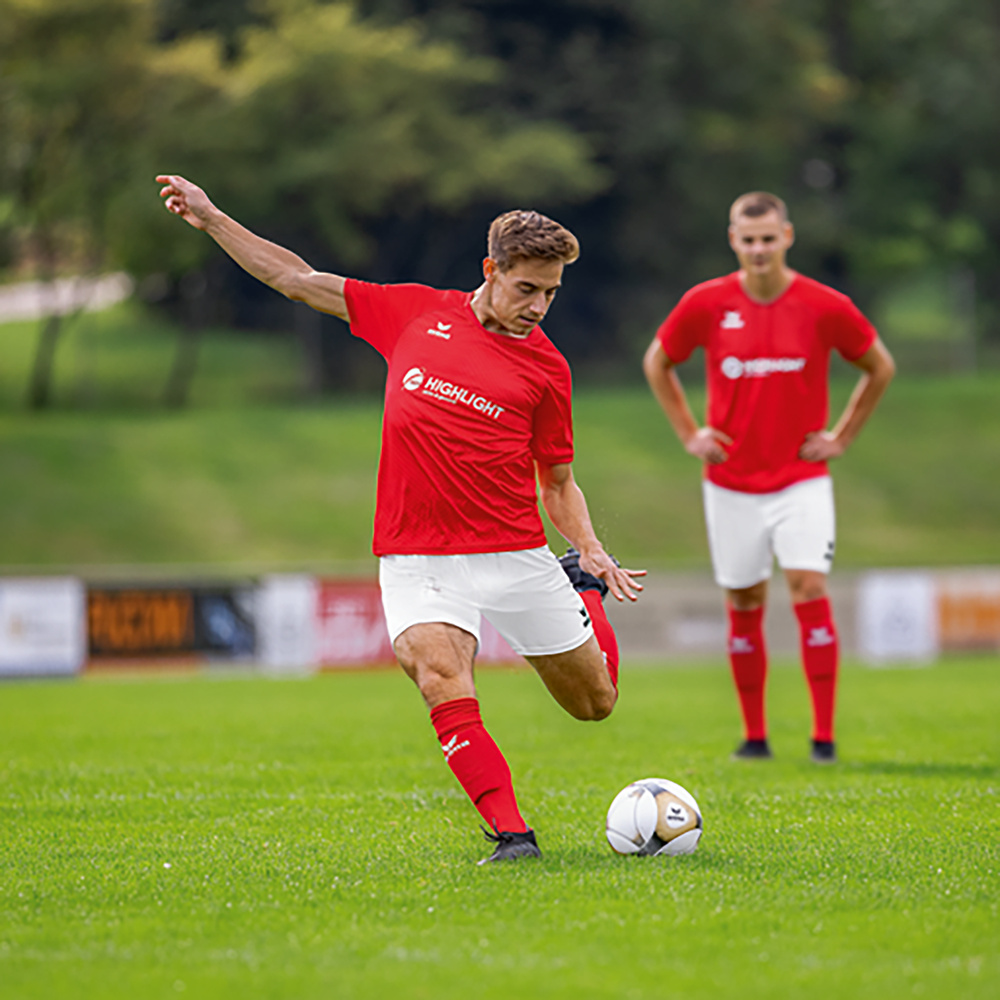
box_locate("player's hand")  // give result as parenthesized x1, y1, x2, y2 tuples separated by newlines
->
(799, 431, 844, 462)
(579, 549, 646, 603)
(685, 426, 732, 465)
(156, 174, 215, 231)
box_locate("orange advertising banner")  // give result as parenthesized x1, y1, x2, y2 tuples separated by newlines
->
(88, 589, 195, 657)
(936, 572, 1000, 650)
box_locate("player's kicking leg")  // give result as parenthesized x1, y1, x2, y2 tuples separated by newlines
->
(392, 621, 542, 864)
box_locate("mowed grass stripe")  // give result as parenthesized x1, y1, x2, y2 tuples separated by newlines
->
(1, 658, 997, 999)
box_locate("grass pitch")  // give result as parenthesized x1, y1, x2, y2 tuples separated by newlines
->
(2, 657, 997, 999)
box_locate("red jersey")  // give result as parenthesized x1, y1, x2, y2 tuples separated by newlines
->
(656, 272, 877, 494)
(344, 279, 574, 556)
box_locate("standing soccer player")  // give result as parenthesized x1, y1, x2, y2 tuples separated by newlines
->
(643, 192, 894, 763)
(157, 174, 644, 861)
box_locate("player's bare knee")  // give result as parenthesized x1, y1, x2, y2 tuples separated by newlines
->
(573, 682, 617, 722)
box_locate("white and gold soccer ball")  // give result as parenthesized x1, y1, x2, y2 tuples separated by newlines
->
(605, 777, 703, 856)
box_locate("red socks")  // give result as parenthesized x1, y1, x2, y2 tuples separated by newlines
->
(430, 696, 528, 833)
(727, 605, 768, 740)
(581, 589, 619, 690)
(794, 597, 839, 742)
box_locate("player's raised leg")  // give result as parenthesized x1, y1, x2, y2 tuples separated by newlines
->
(558, 546, 621, 690)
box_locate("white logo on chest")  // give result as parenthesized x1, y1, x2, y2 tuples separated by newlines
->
(721, 310, 745, 329)
(402, 367, 425, 391)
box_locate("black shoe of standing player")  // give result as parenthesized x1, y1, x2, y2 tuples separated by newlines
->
(558, 547, 617, 599)
(731, 738, 773, 760)
(477, 826, 542, 865)
(810, 739, 838, 764)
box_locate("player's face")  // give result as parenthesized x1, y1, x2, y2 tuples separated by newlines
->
(485, 257, 564, 335)
(728, 211, 794, 279)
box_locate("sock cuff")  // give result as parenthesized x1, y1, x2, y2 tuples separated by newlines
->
(728, 604, 765, 632)
(793, 597, 833, 625)
(430, 696, 482, 741)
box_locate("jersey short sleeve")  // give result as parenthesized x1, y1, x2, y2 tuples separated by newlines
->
(529, 359, 574, 466)
(817, 290, 878, 361)
(655, 284, 717, 363)
(344, 279, 448, 359)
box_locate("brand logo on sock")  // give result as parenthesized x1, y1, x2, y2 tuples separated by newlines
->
(730, 636, 755, 654)
(806, 626, 835, 647)
(441, 734, 471, 762)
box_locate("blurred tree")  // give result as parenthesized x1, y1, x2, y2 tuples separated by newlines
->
(835, 0, 1000, 340)
(0, 0, 157, 408)
(354, 0, 1000, 359)
(112, 0, 606, 396)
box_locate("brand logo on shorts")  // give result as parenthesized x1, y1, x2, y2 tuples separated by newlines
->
(721, 310, 745, 329)
(806, 626, 835, 648)
(720, 356, 807, 380)
(402, 367, 426, 391)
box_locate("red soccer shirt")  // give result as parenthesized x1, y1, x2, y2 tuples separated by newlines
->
(344, 279, 575, 555)
(656, 272, 877, 494)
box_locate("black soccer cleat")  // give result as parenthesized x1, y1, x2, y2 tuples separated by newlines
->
(810, 739, 838, 764)
(558, 547, 617, 599)
(731, 738, 774, 760)
(477, 826, 542, 865)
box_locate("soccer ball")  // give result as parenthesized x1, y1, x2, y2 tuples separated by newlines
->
(605, 777, 703, 856)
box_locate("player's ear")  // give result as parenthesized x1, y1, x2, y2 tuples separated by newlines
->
(483, 257, 498, 282)
(784, 222, 795, 249)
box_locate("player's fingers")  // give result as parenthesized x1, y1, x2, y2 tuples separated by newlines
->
(711, 428, 734, 445)
(613, 567, 642, 601)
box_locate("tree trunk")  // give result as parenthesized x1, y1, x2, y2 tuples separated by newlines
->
(163, 271, 208, 407)
(25, 232, 63, 410)
(295, 302, 325, 397)
(26, 311, 64, 410)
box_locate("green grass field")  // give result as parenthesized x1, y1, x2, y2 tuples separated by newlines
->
(2, 657, 997, 999)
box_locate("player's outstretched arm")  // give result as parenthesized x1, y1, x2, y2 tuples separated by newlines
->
(642, 339, 731, 464)
(536, 462, 645, 603)
(156, 175, 349, 321)
(799, 336, 896, 462)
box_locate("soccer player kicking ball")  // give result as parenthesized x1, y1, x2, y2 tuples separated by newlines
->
(643, 191, 894, 764)
(157, 175, 644, 862)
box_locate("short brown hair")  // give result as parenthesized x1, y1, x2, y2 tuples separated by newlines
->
(487, 210, 580, 271)
(729, 191, 789, 224)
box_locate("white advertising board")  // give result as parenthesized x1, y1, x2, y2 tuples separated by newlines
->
(0, 577, 86, 676)
(255, 575, 318, 672)
(857, 571, 938, 664)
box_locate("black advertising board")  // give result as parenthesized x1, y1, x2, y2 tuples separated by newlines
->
(87, 585, 255, 662)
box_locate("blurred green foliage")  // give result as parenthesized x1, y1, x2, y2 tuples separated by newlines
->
(3, 0, 1000, 390)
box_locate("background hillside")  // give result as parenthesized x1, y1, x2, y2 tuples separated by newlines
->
(1, 305, 997, 573)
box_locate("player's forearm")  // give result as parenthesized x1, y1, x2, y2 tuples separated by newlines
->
(540, 477, 603, 557)
(202, 210, 312, 299)
(832, 344, 896, 449)
(646, 366, 700, 446)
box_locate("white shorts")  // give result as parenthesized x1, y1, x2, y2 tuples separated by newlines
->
(703, 476, 836, 590)
(378, 547, 593, 657)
